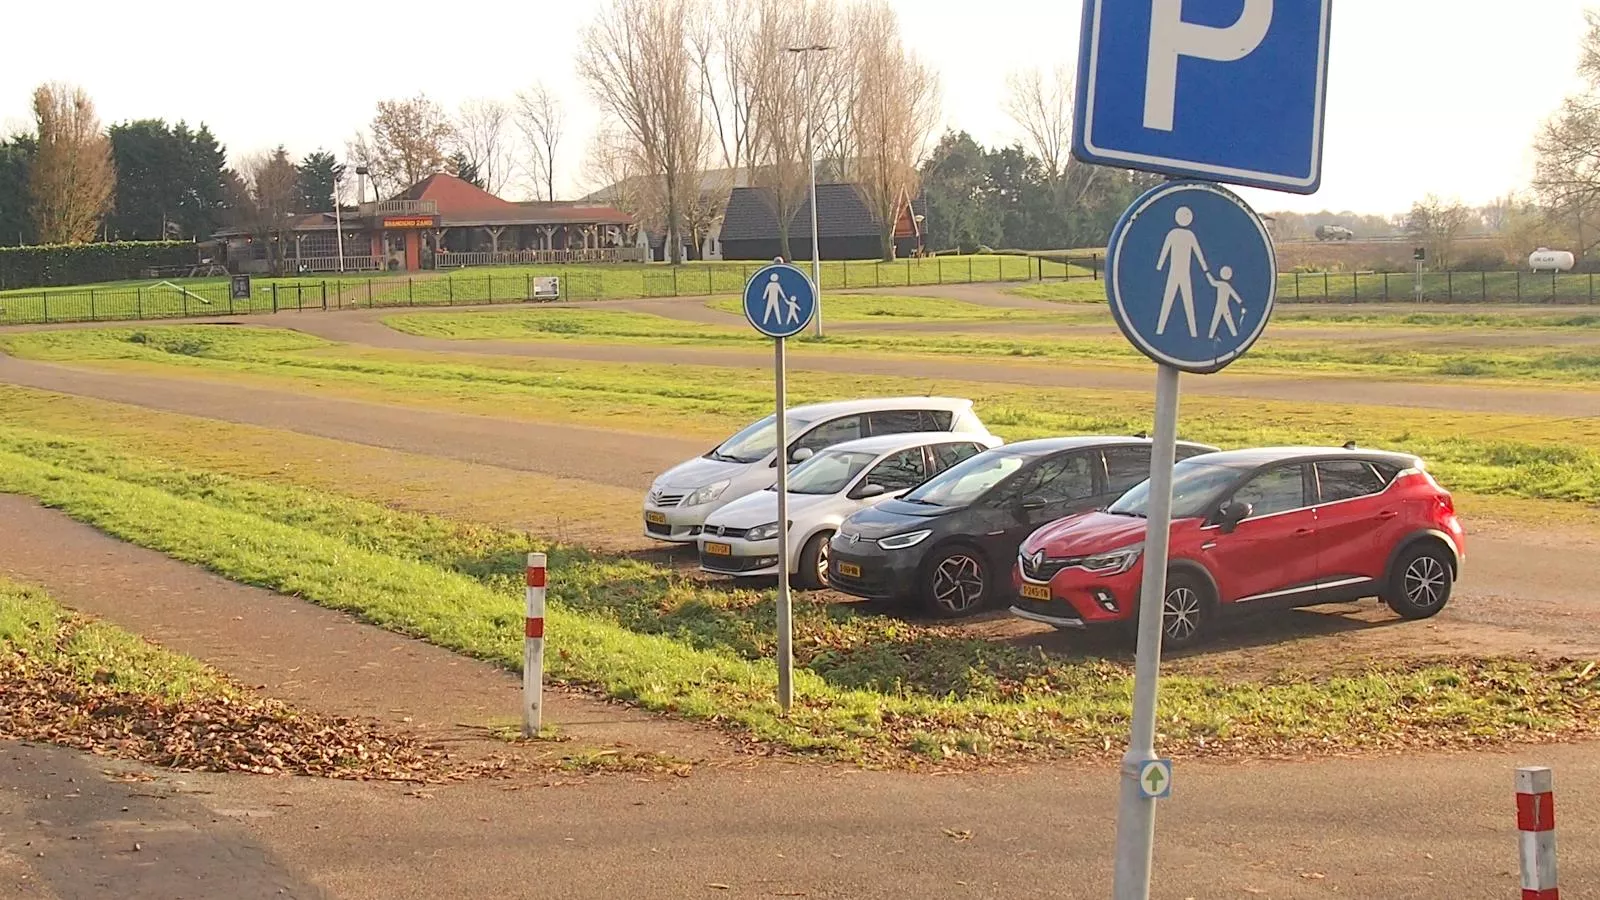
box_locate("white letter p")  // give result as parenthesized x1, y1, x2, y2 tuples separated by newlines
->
(1144, 0, 1274, 131)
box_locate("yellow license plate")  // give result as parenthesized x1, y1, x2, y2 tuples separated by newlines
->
(705, 542, 732, 556)
(1021, 583, 1052, 601)
(838, 562, 862, 578)
(645, 511, 667, 525)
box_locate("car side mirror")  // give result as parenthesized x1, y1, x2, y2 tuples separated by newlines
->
(856, 483, 886, 499)
(1019, 495, 1048, 511)
(1217, 502, 1253, 534)
(790, 447, 814, 463)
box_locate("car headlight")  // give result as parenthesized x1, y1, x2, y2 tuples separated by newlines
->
(1082, 544, 1142, 575)
(745, 521, 786, 542)
(877, 529, 933, 550)
(686, 480, 732, 507)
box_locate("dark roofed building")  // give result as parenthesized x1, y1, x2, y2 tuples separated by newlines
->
(718, 184, 924, 261)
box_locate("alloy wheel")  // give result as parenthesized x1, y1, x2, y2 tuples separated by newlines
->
(1163, 586, 1202, 643)
(1404, 555, 1448, 609)
(933, 555, 986, 614)
(816, 539, 830, 586)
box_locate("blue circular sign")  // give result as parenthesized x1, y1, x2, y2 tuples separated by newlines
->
(742, 263, 817, 339)
(1105, 180, 1277, 374)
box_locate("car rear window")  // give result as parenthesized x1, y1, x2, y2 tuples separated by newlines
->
(1316, 461, 1391, 503)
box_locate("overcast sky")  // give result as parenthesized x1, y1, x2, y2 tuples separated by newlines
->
(0, 1, 1587, 215)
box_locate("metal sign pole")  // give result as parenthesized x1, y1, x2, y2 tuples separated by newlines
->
(1111, 362, 1181, 900)
(774, 335, 794, 712)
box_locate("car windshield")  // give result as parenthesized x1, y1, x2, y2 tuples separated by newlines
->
(902, 451, 1025, 507)
(705, 414, 811, 464)
(1108, 461, 1244, 519)
(781, 450, 878, 495)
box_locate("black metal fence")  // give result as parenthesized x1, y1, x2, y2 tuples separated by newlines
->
(3, 256, 1598, 328)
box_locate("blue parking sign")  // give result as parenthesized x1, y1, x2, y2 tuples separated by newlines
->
(1073, 0, 1332, 194)
(1105, 180, 1276, 374)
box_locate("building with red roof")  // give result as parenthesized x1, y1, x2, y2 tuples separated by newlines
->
(221, 173, 639, 274)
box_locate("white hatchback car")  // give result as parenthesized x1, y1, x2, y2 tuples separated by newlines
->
(644, 397, 994, 542)
(698, 431, 1004, 587)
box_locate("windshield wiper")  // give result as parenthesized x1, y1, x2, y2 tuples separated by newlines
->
(898, 496, 938, 505)
(1107, 509, 1146, 518)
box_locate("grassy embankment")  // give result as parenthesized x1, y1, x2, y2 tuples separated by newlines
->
(5, 327, 1600, 515)
(0, 426, 1595, 763)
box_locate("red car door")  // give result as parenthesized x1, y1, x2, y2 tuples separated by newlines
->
(1200, 463, 1320, 604)
(1312, 460, 1403, 588)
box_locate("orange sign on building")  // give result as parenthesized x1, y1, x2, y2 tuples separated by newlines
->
(382, 216, 436, 229)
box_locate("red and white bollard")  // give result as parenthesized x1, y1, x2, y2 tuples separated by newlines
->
(1517, 766, 1558, 900)
(522, 552, 547, 738)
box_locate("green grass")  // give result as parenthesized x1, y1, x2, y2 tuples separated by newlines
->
(0, 256, 1081, 326)
(2, 424, 1595, 762)
(8, 325, 1600, 508)
(1016, 272, 1600, 306)
(703, 293, 1081, 322)
(367, 306, 1600, 384)
(1007, 281, 1112, 303)
(0, 577, 235, 702)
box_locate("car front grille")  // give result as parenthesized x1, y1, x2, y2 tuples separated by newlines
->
(700, 552, 773, 573)
(648, 490, 686, 507)
(646, 521, 673, 536)
(1021, 554, 1082, 582)
(701, 524, 749, 539)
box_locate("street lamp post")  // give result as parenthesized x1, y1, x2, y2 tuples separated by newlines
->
(786, 42, 831, 338)
(332, 169, 347, 273)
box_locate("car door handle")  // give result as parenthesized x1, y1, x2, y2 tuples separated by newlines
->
(1294, 528, 1313, 536)
(1377, 510, 1399, 520)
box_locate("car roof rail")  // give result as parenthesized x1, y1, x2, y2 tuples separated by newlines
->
(1342, 440, 1357, 450)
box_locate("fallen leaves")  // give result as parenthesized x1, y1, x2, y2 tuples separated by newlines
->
(0, 654, 518, 784)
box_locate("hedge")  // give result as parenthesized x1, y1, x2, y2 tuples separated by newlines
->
(0, 241, 197, 290)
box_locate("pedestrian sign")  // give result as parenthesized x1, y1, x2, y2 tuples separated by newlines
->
(1105, 180, 1276, 374)
(1138, 759, 1173, 800)
(743, 263, 817, 339)
(1072, 0, 1333, 194)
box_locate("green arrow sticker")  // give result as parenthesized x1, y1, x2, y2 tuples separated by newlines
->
(1139, 759, 1173, 799)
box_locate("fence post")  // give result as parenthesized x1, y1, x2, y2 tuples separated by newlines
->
(183, 289, 189, 317)
(1322, 271, 1329, 300)
(366, 279, 373, 307)
(296, 284, 303, 312)
(1482, 270, 1488, 303)
(89, 289, 95, 321)
(1516, 271, 1522, 302)
(522, 552, 548, 737)
(448, 276, 454, 305)
(1294, 272, 1300, 301)
(1447, 270, 1453, 302)
(408, 279, 414, 306)
(1383, 272, 1389, 301)
(1352, 273, 1358, 302)
(1093, 253, 1100, 281)
(969, 256, 974, 283)
(487, 273, 493, 302)
(906, 257, 912, 284)
(1552, 271, 1558, 302)
(1516, 766, 1557, 900)
(272, 284, 278, 313)
(322, 281, 328, 311)
(937, 255, 943, 284)
(526, 273, 532, 300)
(42, 292, 48, 324)
(136, 287, 143, 319)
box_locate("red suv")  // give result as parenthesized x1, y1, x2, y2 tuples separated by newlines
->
(1010, 447, 1464, 647)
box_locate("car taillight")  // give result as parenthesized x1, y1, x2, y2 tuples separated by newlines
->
(1438, 493, 1454, 515)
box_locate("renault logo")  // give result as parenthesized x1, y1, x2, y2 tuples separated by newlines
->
(1031, 550, 1045, 571)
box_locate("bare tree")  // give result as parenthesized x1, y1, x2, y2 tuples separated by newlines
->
(691, 0, 759, 178)
(738, 0, 816, 261)
(237, 147, 302, 274)
(847, 1, 939, 261)
(515, 83, 565, 202)
(1533, 10, 1600, 258)
(28, 83, 116, 244)
(578, 0, 706, 264)
(1004, 66, 1073, 182)
(455, 99, 514, 195)
(1404, 194, 1474, 269)
(348, 94, 456, 198)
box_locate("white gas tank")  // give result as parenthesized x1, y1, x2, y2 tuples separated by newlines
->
(1529, 248, 1576, 272)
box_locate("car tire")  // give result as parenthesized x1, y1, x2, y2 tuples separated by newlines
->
(797, 531, 833, 591)
(1383, 542, 1453, 619)
(919, 543, 991, 619)
(1158, 571, 1212, 650)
